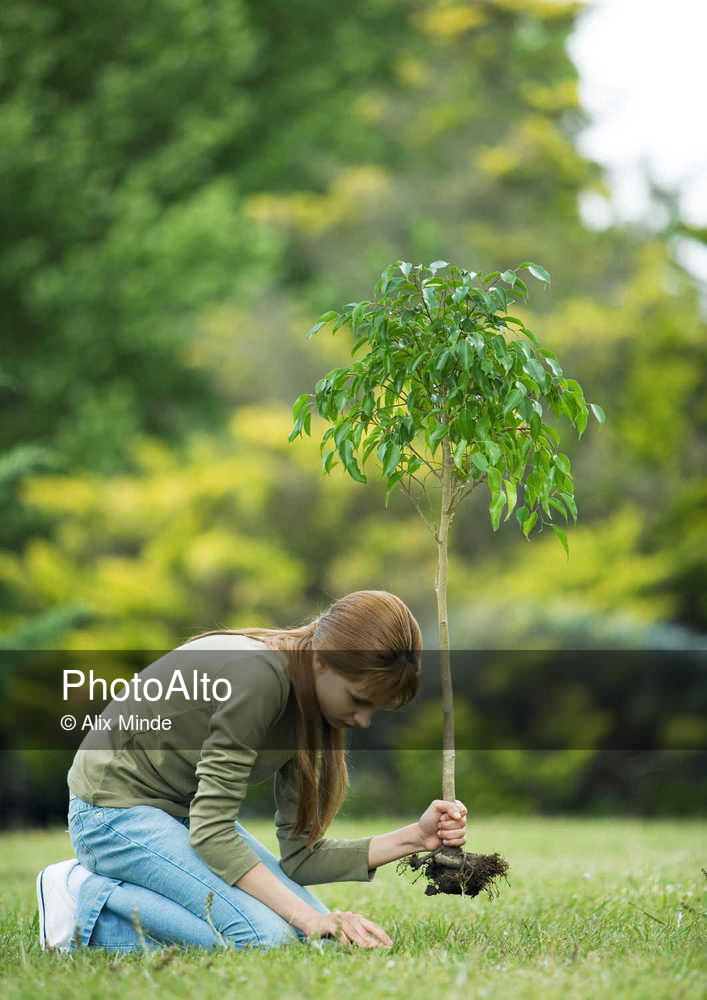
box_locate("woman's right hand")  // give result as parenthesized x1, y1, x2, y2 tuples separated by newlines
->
(304, 909, 393, 949)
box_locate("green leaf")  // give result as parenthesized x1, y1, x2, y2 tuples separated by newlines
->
(321, 448, 338, 473)
(502, 385, 525, 415)
(306, 311, 339, 339)
(351, 301, 371, 328)
(362, 431, 382, 465)
(292, 393, 310, 421)
(554, 453, 571, 476)
(399, 261, 412, 277)
(524, 358, 547, 386)
(522, 510, 538, 538)
(334, 311, 352, 332)
(351, 337, 368, 357)
(429, 422, 448, 453)
(334, 419, 352, 450)
(429, 260, 449, 273)
(521, 262, 551, 286)
(478, 289, 496, 313)
(377, 263, 396, 295)
(544, 356, 564, 378)
(452, 285, 470, 304)
(484, 439, 502, 465)
(559, 490, 577, 522)
(422, 284, 439, 312)
(436, 348, 452, 373)
(548, 496, 568, 520)
(487, 466, 502, 495)
(471, 451, 489, 473)
(410, 351, 428, 374)
(340, 438, 367, 483)
(590, 402, 606, 424)
(453, 438, 468, 471)
(552, 524, 569, 558)
(489, 493, 506, 532)
(542, 422, 560, 445)
(522, 326, 540, 347)
(504, 479, 517, 520)
(476, 414, 490, 437)
(457, 409, 476, 439)
(383, 443, 401, 477)
(384, 470, 405, 509)
(500, 269, 517, 286)
(515, 504, 529, 528)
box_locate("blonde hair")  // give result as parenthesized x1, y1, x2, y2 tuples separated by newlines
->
(185, 590, 422, 844)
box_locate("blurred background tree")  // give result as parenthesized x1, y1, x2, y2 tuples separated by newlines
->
(0, 0, 704, 823)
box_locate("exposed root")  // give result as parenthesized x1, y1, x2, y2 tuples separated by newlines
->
(396, 849, 510, 898)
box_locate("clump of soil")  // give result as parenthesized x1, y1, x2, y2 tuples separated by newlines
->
(396, 848, 510, 898)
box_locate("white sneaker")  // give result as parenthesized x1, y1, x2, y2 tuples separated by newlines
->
(36, 859, 90, 951)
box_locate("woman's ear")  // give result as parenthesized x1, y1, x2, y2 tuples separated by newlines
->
(313, 653, 331, 675)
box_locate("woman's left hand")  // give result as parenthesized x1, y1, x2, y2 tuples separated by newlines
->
(415, 799, 468, 852)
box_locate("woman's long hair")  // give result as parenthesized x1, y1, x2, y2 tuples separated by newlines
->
(184, 590, 422, 845)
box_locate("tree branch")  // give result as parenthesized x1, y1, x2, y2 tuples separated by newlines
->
(448, 478, 480, 518)
(407, 442, 441, 481)
(399, 477, 439, 544)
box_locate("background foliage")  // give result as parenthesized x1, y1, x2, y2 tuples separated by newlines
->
(1, 0, 704, 824)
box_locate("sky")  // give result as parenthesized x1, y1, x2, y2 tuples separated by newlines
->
(566, 0, 707, 285)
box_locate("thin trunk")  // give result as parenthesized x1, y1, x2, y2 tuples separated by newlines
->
(436, 435, 455, 803)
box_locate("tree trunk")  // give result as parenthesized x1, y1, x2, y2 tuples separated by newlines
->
(433, 435, 463, 868)
(436, 435, 455, 803)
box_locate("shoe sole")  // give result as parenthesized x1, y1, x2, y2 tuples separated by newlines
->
(36, 869, 47, 949)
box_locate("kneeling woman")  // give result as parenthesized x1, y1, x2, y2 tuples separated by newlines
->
(37, 590, 467, 952)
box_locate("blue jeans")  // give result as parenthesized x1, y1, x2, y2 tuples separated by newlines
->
(67, 796, 332, 953)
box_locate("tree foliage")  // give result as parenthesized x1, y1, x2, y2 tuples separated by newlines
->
(291, 260, 603, 556)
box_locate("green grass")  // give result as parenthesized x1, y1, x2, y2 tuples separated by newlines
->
(1, 816, 705, 999)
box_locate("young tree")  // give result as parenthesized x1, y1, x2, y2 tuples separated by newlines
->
(288, 260, 604, 895)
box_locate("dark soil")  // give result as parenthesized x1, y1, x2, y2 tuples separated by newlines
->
(396, 848, 510, 898)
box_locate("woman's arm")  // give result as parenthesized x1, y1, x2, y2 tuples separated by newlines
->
(235, 861, 321, 934)
(367, 823, 424, 869)
(236, 862, 393, 947)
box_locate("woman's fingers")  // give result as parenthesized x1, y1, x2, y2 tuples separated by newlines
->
(335, 912, 392, 949)
(343, 918, 375, 948)
(360, 916, 393, 947)
(438, 816, 466, 830)
(437, 810, 467, 845)
(349, 919, 389, 948)
(438, 800, 468, 833)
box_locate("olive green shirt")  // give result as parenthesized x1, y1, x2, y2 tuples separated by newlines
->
(67, 637, 377, 887)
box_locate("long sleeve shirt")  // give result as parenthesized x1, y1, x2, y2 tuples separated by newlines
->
(67, 635, 377, 887)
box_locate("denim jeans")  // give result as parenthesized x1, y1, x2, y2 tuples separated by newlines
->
(67, 796, 332, 953)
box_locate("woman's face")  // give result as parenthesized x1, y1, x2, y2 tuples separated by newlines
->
(312, 655, 382, 729)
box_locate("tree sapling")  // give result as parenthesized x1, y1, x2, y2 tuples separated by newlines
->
(288, 259, 604, 897)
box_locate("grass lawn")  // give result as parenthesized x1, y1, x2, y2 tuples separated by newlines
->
(1, 815, 704, 999)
